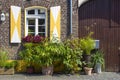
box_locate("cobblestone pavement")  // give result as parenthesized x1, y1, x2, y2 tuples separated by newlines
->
(0, 72, 120, 80)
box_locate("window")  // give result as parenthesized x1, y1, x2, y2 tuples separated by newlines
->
(25, 8, 47, 37)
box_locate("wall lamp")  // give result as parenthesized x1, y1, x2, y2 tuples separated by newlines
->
(0, 12, 5, 21)
(0, 1, 5, 22)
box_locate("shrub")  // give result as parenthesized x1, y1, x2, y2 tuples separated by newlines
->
(19, 35, 45, 67)
(62, 38, 83, 73)
(5, 61, 17, 69)
(80, 32, 95, 55)
(91, 50, 105, 69)
(0, 49, 8, 68)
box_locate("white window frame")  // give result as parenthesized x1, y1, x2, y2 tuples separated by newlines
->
(25, 7, 47, 37)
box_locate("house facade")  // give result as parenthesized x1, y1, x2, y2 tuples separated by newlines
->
(0, 0, 120, 72)
(0, 0, 78, 59)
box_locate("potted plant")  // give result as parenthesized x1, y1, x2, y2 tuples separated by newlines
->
(80, 32, 95, 62)
(0, 48, 17, 74)
(0, 49, 8, 66)
(84, 62, 93, 75)
(38, 42, 54, 75)
(91, 50, 105, 74)
(19, 43, 35, 74)
(0, 49, 8, 74)
(4, 61, 17, 75)
(19, 35, 44, 74)
(34, 39, 63, 75)
(62, 38, 83, 74)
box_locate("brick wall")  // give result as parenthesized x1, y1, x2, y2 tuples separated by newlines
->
(0, 0, 78, 59)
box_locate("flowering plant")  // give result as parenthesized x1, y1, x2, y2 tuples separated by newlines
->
(22, 35, 44, 43)
(19, 35, 45, 68)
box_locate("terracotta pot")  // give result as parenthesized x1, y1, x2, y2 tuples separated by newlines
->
(84, 67, 93, 75)
(42, 65, 53, 75)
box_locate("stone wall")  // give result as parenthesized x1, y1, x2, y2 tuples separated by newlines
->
(0, 0, 78, 59)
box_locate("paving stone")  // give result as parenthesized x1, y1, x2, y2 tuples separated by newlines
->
(0, 72, 120, 80)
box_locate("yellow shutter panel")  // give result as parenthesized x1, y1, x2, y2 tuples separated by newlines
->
(10, 6, 21, 43)
(50, 6, 61, 42)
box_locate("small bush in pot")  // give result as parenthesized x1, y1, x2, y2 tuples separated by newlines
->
(80, 32, 95, 64)
(0, 48, 16, 74)
(19, 43, 35, 74)
(91, 50, 105, 73)
(80, 32, 95, 55)
(0, 49, 8, 68)
(19, 35, 44, 74)
(5, 61, 17, 69)
(84, 62, 94, 75)
(34, 38, 63, 75)
(62, 38, 83, 74)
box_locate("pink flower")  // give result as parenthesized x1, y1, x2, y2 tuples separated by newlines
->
(22, 35, 44, 43)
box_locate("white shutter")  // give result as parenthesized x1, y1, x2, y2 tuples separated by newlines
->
(10, 6, 21, 43)
(50, 6, 61, 42)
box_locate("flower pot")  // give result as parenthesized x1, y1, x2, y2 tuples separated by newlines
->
(0, 68, 14, 75)
(84, 67, 93, 75)
(4, 68, 14, 75)
(26, 66, 34, 74)
(94, 63, 102, 74)
(42, 65, 53, 75)
(83, 54, 91, 63)
(0, 68, 4, 74)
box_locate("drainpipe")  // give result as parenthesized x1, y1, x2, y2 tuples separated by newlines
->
(70, 0, 72, 35)
(70, 0, 89, 35)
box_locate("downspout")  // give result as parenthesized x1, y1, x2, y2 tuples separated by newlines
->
(70, 0, 72, 35)
(70, 0, 89, 35)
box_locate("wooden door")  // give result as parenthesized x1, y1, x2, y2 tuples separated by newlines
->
(78, 0, 120, 71)
(104, 29, 120, 71)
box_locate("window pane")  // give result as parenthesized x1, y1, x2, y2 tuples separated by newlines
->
(38, 33, 45, 37)
(28, 33, 35, 36)
(38, 26, 45, 32)
(28, 26, 35, 32)
(28, 19, 35, 25)
(28, 10, 35, 14)
(26, 8, 46, 37)
(38, 19, 45, 25)
(38, 9, 45, 14)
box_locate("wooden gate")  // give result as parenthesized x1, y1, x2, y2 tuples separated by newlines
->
(78, 0, 120, 71)
(104, 29, 120, 72)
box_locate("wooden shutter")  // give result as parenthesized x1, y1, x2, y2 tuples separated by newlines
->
(50, 6, 61, 42)
(10, 6, 21, 43)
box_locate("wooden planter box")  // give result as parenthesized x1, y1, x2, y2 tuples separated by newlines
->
(0, 68, 14, 75)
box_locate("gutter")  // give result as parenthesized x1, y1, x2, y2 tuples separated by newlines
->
(70, 0, 72, 35)
(70, 0, 89, 35)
